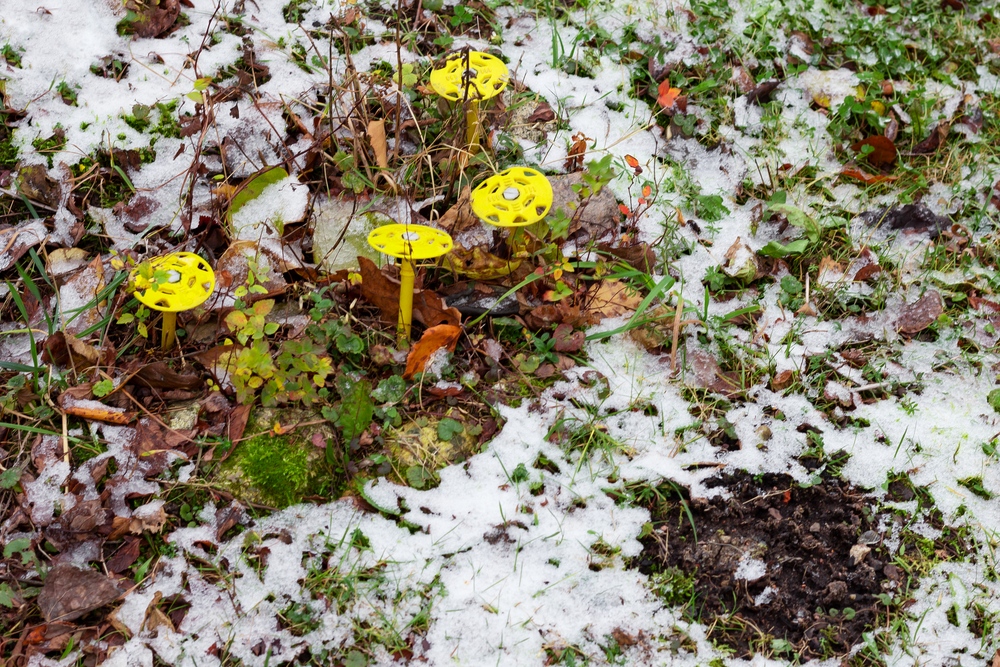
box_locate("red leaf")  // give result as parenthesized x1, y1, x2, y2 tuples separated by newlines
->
(624, 154, 639, 168)
(840, 168, 899, 185)
(552, 323, 584, 352)
(657, 81, 682, 110)
(850, 136, 897, 167)
(619, 204, 631, 216)
(642, 185, 652, 198)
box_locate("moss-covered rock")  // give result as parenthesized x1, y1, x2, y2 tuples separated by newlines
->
(214, 406, 344, 507)
(386, 413, 479, 489)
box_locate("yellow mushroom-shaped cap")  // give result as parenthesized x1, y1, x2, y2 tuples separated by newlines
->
(471, 167, 553, 228)
(367, 224, 454, 260)
(131, 252, 215, 312)
(429, 51, 509, 102)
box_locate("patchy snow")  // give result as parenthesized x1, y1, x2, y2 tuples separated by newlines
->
(9, 0, 1000, 664)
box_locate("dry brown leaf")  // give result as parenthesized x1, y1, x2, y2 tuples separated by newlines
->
(525, 301, 581, 329)
(564, 132, 591, 171)
(585, 280, 643, 321)
(850, 135, 897, 167)
(145, 606, 176, 634)
(358, 256, 461, 328)
(367, 119, 389, 169)
(689, 348, 742, 398)
(367, 119, 396, 190)
(595, 242, 658, 273)
(854, 264, 882, 282)
(404, 324, 462, 379)
(57, 257, 107, 335)
(43, 332, 113, 370)
(107, 537, 143, 574)
(123, 0, 180, 38)
(817, 256, 843, 284)
(130, 361, 202, 390)
(912, 122, 949, 154)
(215, 505, 243, 541)
(897, 291, 944, 334)
(771, 370, 795, 391)
(108, 500, 167, 540)
(211, 240, 288, 306)
(526, 101, 556, 123)
(444, 244, 521, 280)
(840, 167, 899, 185)
(46, 248, 91, 279)
(0, 219, 48, 272)
(38, 564, 123, 623)
(436, 187, 480, 234)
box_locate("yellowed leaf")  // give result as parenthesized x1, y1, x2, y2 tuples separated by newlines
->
(586, 279, 643, 320)
(444, 245, 521, 280)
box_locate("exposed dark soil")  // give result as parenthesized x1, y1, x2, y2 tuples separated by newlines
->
(633, 472, 911, 660)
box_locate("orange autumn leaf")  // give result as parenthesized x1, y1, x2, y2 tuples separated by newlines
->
(404, 324, 462, 380)
(619, 204, 631, 216)
(25, 626, 47, 645)
(657, 81, 682, 109)
(624, 154, 639, 168)
(63, 405, 134, 425)
(642, 184, 652, 198)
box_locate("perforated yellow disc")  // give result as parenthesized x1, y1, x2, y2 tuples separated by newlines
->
(471, 167, 553, 228)
(367, 225, 454, 260)
(131, 252, 215, 312)
(429, 51, 509, 102)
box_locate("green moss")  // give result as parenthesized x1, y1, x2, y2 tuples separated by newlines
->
(0, 139, 17, 169)
(215, 407, 345, 508)
(151, 101, 181, 139)
(240, 432, 312, 506)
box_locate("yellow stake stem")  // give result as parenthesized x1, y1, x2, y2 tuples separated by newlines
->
(398, 259, 415, 340)
(466, 100, 481, 154)
(161, 311, 177, 351)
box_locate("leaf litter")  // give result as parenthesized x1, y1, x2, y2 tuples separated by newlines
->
(2, 0, 1000, 665)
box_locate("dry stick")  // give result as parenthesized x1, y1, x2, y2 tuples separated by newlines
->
(340, 42, 376, 185)
(393, 0, 404, 163)
(670, 296, 684, 374)
(179, 4, 223, 231)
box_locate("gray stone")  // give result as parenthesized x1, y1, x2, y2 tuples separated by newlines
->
(547, 172, 620, 242)
(311, 198, 398, 273)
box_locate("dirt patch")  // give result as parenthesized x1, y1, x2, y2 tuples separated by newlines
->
(633, 472, 910, 660)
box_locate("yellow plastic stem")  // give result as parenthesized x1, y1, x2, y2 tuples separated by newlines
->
(398, 260, 415, 340)
(466, 100, 481, 154)
(161, 311, 177, 351)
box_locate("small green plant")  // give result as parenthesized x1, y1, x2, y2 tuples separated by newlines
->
(56, 80, 78, 106)
(225, 299, 280, 345)
(123, 103, 152, 132)
(2, 43, 23, 68)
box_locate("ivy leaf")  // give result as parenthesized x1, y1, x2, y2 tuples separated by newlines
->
(437, 418, 464, 442)
(0, 467, 21, 490)
(767, 203, 821, 243)
(0, 583, 16, 608)
(3, 538, 31, 559)
(759, 239, 809, 258)
(336, 376, 374, 441)
(406, 465, 435, 490)
(93, 378, 115, 397)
